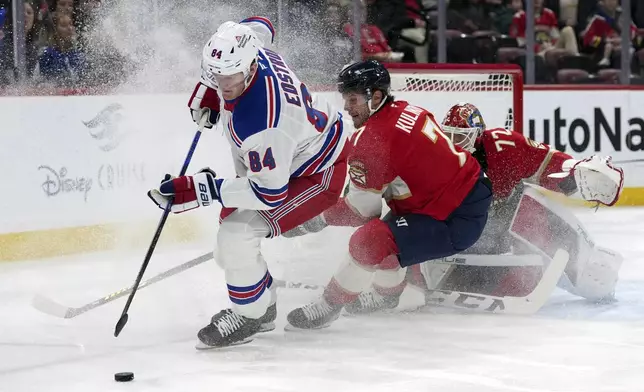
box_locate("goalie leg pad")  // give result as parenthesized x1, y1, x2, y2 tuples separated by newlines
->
(510, 185, 623, 300)
(568, 246, 623, 300)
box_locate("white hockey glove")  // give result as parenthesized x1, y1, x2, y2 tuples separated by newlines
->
(549, 155, 624, 206)
(282, 215, 328, 238)
(191, 107, 219, 129)
(188, 82, 220, 129)
(148, 168, 221, 214)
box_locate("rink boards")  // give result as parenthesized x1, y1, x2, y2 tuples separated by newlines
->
(0, 88, 642, 261)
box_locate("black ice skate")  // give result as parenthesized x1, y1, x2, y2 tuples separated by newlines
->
(286, 298, 343, 330)
(196, 304, 276, 349)
(258, 302, 277, 332)
(344, 290, 401, 315)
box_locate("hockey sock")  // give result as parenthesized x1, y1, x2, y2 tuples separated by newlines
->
(324, 220, 401, 305)
(372, 267, 407, 297)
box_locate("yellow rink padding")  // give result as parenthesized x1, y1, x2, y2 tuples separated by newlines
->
(534, 187, 644, 208)
(2, 187, 642, 262)
(0, 215, 204, 262)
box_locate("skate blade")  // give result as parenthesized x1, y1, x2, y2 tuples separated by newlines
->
(284, 322, 332, 332)
(258, 322, 275, 333)
(343, 308, 398, 317)
(195, 337, 253, 350)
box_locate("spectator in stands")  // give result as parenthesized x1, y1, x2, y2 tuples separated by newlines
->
(491, 0, 523, 35)
(581, 0, 639, 67)
(447, 0, 495, 35)
(0, 1, 44, 84)
(344, 1, 404, 62)
(365, 0, 429, 63)
(38, 12, 84, 86)
(557, 0, 579, 28)
(510, 0, 579, 55)
(54, 0, 73, 16)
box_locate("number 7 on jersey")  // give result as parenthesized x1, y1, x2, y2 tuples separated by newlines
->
(420, 116, 467, 167)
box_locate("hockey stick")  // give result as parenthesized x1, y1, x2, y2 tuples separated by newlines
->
(613, 158, 644, 164)
(434, 253, 543, 267)
(32, 251, 316, 320)
(425, 249, 569, 315)
(270, 254, 543, 291)
(32, 252, 213, 319)
(273, 250, 568, 315)
(114, 115, 208, 337)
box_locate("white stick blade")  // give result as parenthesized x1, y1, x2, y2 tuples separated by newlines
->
(504, 248, 570, 314)
(32, 294, 73, 319)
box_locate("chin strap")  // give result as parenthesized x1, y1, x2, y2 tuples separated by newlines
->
(368, 97, 388, 116)
(242, 59, 258, 90)
(366, 89, 390, 117)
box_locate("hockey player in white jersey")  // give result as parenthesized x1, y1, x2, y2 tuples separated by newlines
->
(148, 17, 349, 348)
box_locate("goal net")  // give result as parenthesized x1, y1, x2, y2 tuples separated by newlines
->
(327, 63, 523, 133)
(387, 64, 522, 132)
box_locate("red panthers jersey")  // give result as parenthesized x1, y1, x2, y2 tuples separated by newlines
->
(324, 100, 481, 225)
(509, 8, 559, 51)
(581, 12, 638, 48)
(474, 128, 573, 199)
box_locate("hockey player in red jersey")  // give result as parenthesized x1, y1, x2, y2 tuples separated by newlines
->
(283, 60, 494, 329)
(342, 102, 625, 315)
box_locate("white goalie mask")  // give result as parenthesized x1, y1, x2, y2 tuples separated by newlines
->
(201, 22, 260, 90)
(441, 103, 486, 153)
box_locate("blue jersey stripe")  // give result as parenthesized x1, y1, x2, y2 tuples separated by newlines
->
(292, 118, 341, 177)
(250, 181, 289, 195)
(317, 118, 344, 171)
(250, 183, 286, 208)
(228, 54, 282, 143)
(227, 270, 270, 292)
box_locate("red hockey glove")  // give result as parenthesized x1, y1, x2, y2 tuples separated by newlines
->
(148, 168, 222, 213)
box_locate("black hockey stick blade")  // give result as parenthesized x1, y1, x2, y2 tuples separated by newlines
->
(115, 314, 129, 336)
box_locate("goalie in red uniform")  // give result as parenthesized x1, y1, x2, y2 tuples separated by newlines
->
(341, 103, 625, 315)
(283, 60, 493, 329)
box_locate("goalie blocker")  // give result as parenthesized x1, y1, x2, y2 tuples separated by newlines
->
(419, 185, 623, 311)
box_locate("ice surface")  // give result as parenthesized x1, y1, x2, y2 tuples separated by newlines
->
(1, 209, 644, 392)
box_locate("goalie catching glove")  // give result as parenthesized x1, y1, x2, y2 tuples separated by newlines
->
(549, 155, 624, 206)
(148, 168, 221, 213)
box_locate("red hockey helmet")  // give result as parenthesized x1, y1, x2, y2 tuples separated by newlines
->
(441, 103, 486, 152)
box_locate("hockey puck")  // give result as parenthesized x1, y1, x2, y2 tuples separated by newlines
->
(114, 372, 134, 382)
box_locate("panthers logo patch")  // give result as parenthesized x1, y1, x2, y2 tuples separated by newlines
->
(348, 161, 368, 187)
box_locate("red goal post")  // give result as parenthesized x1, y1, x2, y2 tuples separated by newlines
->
(384, 63, 523, 134)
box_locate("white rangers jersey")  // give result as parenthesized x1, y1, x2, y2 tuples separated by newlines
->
(190, 47, 347, 210)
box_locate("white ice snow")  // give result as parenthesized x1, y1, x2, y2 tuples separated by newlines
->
(1, 208, 643, 392)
